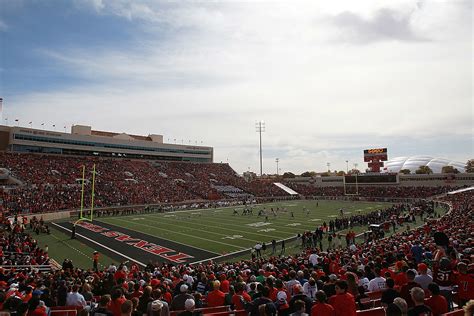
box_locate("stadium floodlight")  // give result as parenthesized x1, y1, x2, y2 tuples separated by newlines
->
(276, 158, 279, 175)
(255, 121, 265, 176)
(346, 160, 349, 173)
(327, 162, 330, 172)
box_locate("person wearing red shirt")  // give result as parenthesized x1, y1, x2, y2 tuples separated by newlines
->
(328, 280, 356, 316)
(207, 280, 225, 307)
(109, 288, 127, 316)
(425, 283, 448, 316)
(232, 282, 251, 310)
(395, 266, 409, 286)
(311, 291, 335, 316)
(456, 262, 474, 307)
(219, 274, 230, 293)
(400, 270, 421, 308)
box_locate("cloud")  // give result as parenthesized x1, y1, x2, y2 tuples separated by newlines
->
(329, 8, 427, 43)
(4, 0, 473, 174)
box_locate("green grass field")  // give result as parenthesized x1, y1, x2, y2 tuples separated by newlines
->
(35, 200, 399, 268)
(96, 200, 393, 254)
(34, 200, 446, 269)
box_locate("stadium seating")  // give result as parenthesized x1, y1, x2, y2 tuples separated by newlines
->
(356, 307, 385, 316)
(0, 152, 473, 316)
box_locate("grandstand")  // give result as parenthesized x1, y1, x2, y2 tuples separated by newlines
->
(0, 125, 472, 316)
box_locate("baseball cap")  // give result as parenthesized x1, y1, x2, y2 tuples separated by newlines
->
(329, 274, 338, 281)
(277, 291, 287, 301)
(180, 284, 188, 293)
(184, 299, 195, 310)
(417, 263, 428, 272)
(151, 300, 163, 311)
(293, 284, 303, 294)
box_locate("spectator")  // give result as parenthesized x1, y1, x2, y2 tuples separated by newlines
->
(381, 278, 400, 307)
(310, 291, 334, 316)
(91, 295, 114, 316)
(66, 285, 86, 308)
(425, 283, 447, 316)
(290, 300, 308, 316)
(206, 281, 225, 307)
(328, 281, 356, 316)
(414, 263, 432, 290)
(407, 287, 432, 316)
(171, 284, 193, 311)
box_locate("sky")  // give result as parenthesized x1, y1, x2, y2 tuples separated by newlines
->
(0, 0, 472, 174)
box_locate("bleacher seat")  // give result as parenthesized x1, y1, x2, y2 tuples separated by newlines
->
(356, 307, 385, 316)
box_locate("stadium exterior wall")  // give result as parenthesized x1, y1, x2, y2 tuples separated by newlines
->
(287, 174, 474, 187)
(0, 125, 213, 163)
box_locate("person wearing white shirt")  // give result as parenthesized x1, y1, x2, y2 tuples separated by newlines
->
(302, 278, 318, 300)
(368, 276, 386, 292)
(66, 285, 87, 307)
(308, 252, 319, 267)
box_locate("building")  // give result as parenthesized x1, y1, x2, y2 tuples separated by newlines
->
(0, 125, 213, 162)
(383, 156, 466, 174)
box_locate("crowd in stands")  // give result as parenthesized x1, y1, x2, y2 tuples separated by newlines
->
(285, 183, 457, 200)
(0, 185, 471, 315)
(0, 153, 465, 217)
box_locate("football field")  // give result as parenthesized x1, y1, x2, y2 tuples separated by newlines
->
(43, 199, 397, 268)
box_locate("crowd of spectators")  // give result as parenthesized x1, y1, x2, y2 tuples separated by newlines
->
(285, 183, 457, 200)
(0, 186, 471, 316)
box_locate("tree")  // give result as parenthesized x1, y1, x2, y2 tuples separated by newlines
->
(415, 165, 433, 174)
(320, 172, 331, 177)
(336, 171, 345, 176)
(300, 171, 317, 177)
(441, 166, 459, 174)
(282, 172, 295, 178)
(466, 159, 474, 173)
(348, 169, 360, 175)
(399, 169, 411, 174)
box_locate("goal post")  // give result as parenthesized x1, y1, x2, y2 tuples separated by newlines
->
(75, 164, 96, 225)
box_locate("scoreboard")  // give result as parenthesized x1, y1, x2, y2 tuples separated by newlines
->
(363, 148, 388, 172)
(364, 148, 388, 162)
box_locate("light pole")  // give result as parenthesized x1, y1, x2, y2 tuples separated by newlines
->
(255, 121, 265, 176)
(327, 162, 330, 173)
(276, 158, 279, 175)
(346, 160, 349, 173)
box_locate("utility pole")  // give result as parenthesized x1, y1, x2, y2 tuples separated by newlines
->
(276, 158, 279, 175)
(255, 121, 265, 176)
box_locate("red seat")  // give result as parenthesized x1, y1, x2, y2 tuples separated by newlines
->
(50, 310, 77, 316)
(356, 307, 385, 316)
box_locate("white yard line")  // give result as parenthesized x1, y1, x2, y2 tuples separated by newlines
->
(94, 219, 221, 256)
(141, 213, 292, 238)
(106, 217, 247, 250)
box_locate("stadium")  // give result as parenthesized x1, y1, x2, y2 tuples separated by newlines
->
(1, 2, 473, 316)
(0, 123, 473, 316)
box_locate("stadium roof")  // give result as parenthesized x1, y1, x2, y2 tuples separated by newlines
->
(383, 156, 466, 174)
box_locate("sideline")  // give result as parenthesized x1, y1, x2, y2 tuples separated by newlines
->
(51, 222, 146, 267)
